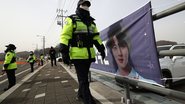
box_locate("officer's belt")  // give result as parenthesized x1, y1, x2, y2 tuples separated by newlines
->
(69, 33, 99, 48)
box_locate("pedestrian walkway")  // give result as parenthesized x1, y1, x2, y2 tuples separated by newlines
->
(0, 62, 123, 104)
(0, 63, 85, 104)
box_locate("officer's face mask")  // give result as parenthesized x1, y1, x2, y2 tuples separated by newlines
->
(79, 5, 89, 11)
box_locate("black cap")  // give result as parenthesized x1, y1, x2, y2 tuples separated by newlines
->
(29, 51, 33, 55)
(6, 44, 16, 50)
(77, 0, 91, 7)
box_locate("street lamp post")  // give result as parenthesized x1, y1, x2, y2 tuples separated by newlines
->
(37, 35, 45, 56)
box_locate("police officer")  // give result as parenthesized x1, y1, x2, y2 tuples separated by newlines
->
(27, 51, 36, 72)
(40, 53, 44, 66)
(60, 0, 105, 104)
(2, 44, 17, 91)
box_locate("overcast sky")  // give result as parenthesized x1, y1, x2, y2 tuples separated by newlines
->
(0, 0, 185, 53)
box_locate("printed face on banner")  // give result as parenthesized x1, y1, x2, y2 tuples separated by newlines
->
(106, 33, 131, 77)
(91, 2, 163, 85)
(111, 36, 129, 70)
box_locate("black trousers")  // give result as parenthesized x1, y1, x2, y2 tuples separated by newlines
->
(30, 62, 34, 72)
(73, 60, 96, 104)
(5, 69, 16, 89)
(40, 60, 43, 66)
(51, 58, 57, 66)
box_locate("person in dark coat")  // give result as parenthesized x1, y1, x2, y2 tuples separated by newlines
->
(49, 46, 57, 66)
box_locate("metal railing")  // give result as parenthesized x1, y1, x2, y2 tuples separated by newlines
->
(90, 68, 185, 104)
(152, 2, 185, 21)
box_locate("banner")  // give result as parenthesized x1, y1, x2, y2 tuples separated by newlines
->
(91, 2, 163, 85)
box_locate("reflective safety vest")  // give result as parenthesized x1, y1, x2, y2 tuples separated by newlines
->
(27, 54, 36, 63)
(4, 51, 17, 70)
(60, 15, 103, 60)
(40, 55, 44, 61)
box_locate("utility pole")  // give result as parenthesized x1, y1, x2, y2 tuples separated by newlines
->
(43, 36, 45, 55)
(56, 9, 67, 28)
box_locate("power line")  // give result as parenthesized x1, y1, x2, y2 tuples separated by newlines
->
(68, 0, 74, 9)
(70, 0, 78, 15)
(62, 0, 67, 10)
(45, 15, 58, 35)
(57, 0, 62, 9)
(66, 0, 77, 15)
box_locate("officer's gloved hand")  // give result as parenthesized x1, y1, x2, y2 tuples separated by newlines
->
(98, 44, 105, 61)
(62, 54, 70, 65)
(59, 43, 70, 65)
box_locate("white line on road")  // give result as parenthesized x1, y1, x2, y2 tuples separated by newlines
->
(35, 93, 45, 99)
(0, 64, 47, 103)
(0, 68, 30, 84)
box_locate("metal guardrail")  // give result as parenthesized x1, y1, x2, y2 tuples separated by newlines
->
(159, 49, 185, 56)
(152, 2, 185, 21)
(90, 68, 185, 104)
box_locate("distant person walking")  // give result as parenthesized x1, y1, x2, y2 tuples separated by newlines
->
(49, 46, 57, 66)
(40, 53, 44, 66)
(2, 44, 17, 91)
(27, 51, 36, 72)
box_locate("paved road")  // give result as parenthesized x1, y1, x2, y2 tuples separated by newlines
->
(0, 63, 38, 95)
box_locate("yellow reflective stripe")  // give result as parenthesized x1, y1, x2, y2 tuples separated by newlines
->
(27, 55, 36, 63)
(74, 31, 88, 34)
(70, 47, 95, 59)
(7, 62, 17, 70)
(75, 23, 96, 33)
